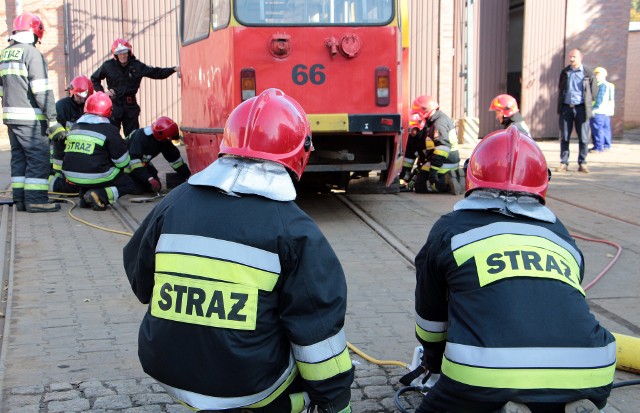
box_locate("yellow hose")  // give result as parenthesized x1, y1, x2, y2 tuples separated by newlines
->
(613, 332, 640, 374)
(347, 341, 408, 368)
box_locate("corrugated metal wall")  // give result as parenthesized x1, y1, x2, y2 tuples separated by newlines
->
(64, 0, 181, 130)
(521, 0, 566, 138)
(475, 0, 508, 137)
(450, 0, 507, 137)
(408, 0, 439, 105)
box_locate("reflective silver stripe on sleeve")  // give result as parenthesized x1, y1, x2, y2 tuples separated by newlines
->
(68, 129, 107, 142)
(112, 152, 130, 165)
(450, 222, 582, 266)
(30, 78, 52, 93)
(415, 313, 448, 333)
(291, 328, 347, 363)
(3, 106, 44, 115)
(445, 341, 616, 368)
(62, 167, 118, 180)
(157, 233, 281, 273)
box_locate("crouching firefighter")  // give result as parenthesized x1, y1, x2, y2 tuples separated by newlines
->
(123, 88, 354, 413)
(125, 115, 190, 194)
(50, 91, 135, 210)
(406, 95, 463, 195)
(413, 126, 615, 413)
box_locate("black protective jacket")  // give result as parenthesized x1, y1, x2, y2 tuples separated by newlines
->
(415, 207, 615, 405)
(424, 110, 459, 175)
(90, 57, 176, 107)
(55, 97, 84, 129)
(123, 180, 353, 410)
(62, 117, 130, 185)
(126, 127, 190, 183)
(501, 112, 531, 136)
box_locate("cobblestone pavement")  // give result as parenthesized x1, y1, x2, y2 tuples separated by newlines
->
(0, 136, 638, 412)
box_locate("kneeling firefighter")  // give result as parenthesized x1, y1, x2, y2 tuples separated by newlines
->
(406, 95, 463, 195)
(50, 91, 135, 210)
(123, 88, 354, 412)
(413, 126, 615, 413)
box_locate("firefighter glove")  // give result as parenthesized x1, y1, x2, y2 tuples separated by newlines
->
(428, 170, 439, 185)
(47, 122, 67, 142)
(148, 177, 162, 193)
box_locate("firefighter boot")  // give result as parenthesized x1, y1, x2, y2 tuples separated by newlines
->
(445, 170, 463, 195)
(83, 189, 107, 211)
(14, 201, 26, 212)
(25, 202, 61, 213)
(498, 401, 532, 413)
(564, 399, 600, 413)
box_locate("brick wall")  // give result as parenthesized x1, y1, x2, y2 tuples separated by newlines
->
(0, 0, 65, 141)
(565, 0, 629, 138)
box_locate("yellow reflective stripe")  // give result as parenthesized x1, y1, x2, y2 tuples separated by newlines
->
(337, 404, 351, 413)
(296, 347, 352, 381)
(156, 253, 278, 292)
(25, 183, 49, 191)
(453, 234, 582, 293)
(11, 181, 25, 189)
(151, 273, 258, 330)
(3, 112, 46, 121)
(289, 392, 306, 413)
(475, 244, 583, 293)
(0, 67, 28, 76)
(442, 357, 615, 389)
(66, 134, 106, 146)
(129, 161, 144, 170)
(416, 324, 447, 343)
(433, 148, 449, 157)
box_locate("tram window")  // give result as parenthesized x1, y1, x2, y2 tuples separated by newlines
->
(235, 0, 393, 26)
(212, 0, 231, 30)
(182, 0, 211, 44)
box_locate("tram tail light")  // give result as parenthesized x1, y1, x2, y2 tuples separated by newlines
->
(375, 67, 390, 106)
(241, 68, 256, 101)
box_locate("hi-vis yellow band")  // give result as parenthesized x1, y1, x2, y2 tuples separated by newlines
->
(151, 273, 258, 330)
(442, 356, 615, 389)
(296, 347, 352, 381)
(156, 253, 278, 292)
(453, 233, 583, 294)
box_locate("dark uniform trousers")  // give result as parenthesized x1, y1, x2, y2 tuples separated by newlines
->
(559, 103, 590, 165)
(110, 99, 141, 137)
(51, 172, 136, 206)
(8, 123, 51, 204)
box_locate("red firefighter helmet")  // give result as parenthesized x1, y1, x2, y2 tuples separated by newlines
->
(111, 38, 133, 57)
(489, 94, 519, 117)
(411, 95, 439, 119)
(12, 12, 44, 40)
(466, 126, 549, 203)
(68, 75, 94, 99)
(220, 88, 313, 180)
(84, 92, 113, 117)
(152, 116, 179, 141)
(408, 111, 424, 131)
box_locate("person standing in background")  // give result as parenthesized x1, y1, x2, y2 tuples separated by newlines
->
(556, 48, 598, 174)
(91, 38, 179, 136)
(589, 67, 615, 153)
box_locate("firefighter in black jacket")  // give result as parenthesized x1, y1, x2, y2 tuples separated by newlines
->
(403, 95, 462, 195)
(123, 89, 354, 413)
(125, 116, 190, 194)
(90, 38, 178, 136)
(413, 126, 615, 413)
(489, 93, 531, 136)
(0, 12, 62, 212)
(51, 92, 135, 211)
(52, 75, 94, 177)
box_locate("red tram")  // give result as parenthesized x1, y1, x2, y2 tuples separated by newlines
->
(178, 0, 409, 188)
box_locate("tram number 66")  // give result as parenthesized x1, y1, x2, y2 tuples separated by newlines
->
(292, 64, 326, 85)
